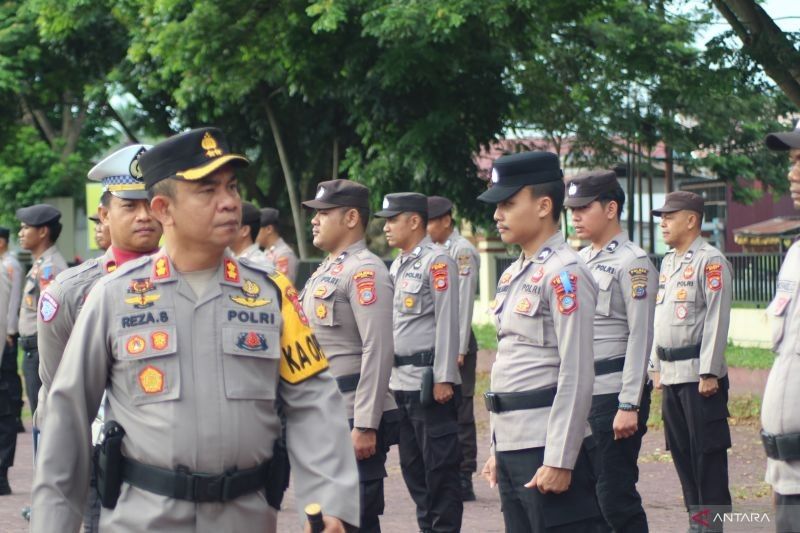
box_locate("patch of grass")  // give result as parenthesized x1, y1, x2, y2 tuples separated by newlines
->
(725, 343, 774, 370)
(474, 323, 497, 351)
(732, 482, 772, 501)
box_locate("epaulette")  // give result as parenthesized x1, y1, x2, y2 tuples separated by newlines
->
(54, 258, 101, 284)
(624, 241, 648, 259)
(554, 244, 578, 266)
(110, 255, 153, 277)
(239, 256, 276, 276)
(354, 248, 374, 260)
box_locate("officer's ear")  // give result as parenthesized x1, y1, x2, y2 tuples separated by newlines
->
(98, 204, 110, 225)
(343, 208, 359, 230)
(149, 195, 175, 229)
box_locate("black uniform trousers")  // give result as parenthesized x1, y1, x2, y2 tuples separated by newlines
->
(495, 439, 605, 533)
(20, 337, 41, 417)
(662, 376, 731, 530)
(0, 336, 19, 474)
(775, 492, 800, 533)
(394, 388, 463, 533)
(458, 330, 478, 474)
(588, 383, 652, 533)
(350, 410, 401, 533)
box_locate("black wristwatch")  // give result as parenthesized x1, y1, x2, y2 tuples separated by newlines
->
(700, 374, 717, 379)
(618, 403, 639, 412)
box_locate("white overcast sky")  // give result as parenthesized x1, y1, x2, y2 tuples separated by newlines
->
(696, 0, 799, 45)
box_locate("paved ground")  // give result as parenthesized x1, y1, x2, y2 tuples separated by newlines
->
(0, 353, 777, 532)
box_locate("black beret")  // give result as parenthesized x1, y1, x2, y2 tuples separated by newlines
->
(0, 227, 9, 240)
(478, 151, 563, 203)
(139, 127, 249, 188)
(241, 202, 261, 226)
(374, 193, 428, 218)
(303, 179, 370, 210)
(260, 207, 280, 227)
(564, 170, 621, 208)
(427, 196, 453, 219)
(16, 204, 61, 226)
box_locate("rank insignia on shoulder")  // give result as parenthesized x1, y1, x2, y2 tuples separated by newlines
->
(138, 365, 164, 394)
(705, 263, 723, 292)
(685, 250, 694, 261)
(413, 260, 421, 270)
(537, 247, 553, 262)
(39, 293, 59, 322)
(606, 241, 619, 252)
(224, 258, 240, 283)
(431, 262, 449, 292)
(153, 257, 170, 279)
(126, 335, 146, 355)
(628, 268, 648, 300)
(151, 331, 169, 351)
(237, 331, 269, 351)
(125, 278, 160, 309)
(551, 271, 578, 315)
(230, 279, 270, 308)
(106, 261, 117, 273)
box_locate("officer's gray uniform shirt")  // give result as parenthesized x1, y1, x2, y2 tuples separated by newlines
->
(444, 229, 480, 355)
(762, 241, 800, 494)
(579, 233, 656, 404)
(30, 251, 359, 532)
(34, 248, 116, 429)
(650, 236, 732, 385)
(19, 245, 67, 337)
(390, 236, 461, 390)
(2, 252, 22, 335)
(490, 232, 597, 469)
(300, 240, 396, 429)
(266, 237, 298, 283)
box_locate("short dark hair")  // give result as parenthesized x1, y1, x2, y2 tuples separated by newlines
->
(148, 179, 176, 201)
(597, 186, 626, 221)
(528, 181, 565, 222)
(409, 211, 428, 226)
(45, 221, 62, 243)
(246, 220, 260, 242)
(100, 191, 113, 208)
(355, 207, 370, 231)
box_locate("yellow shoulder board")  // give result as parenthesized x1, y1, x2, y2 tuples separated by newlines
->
(268, 271, 329, 384)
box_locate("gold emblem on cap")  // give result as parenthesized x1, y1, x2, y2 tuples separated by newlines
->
(201, 132, 223, 158)
(129, 147, 146, 180)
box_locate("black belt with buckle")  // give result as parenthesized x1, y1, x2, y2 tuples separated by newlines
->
(394, 351, 434, 367)
(595, 357, 625, 376)
(761, 430, 800, 461)
(19, 336, 37, 351)
(122, 457, 269, 503)
(484, 387, 557, 413)
(656, 344, 701, 362)
(336, 373, 360, 393)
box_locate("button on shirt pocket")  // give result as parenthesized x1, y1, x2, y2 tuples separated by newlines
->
(221, 325, 281, 400)
(595, 273, 614, 317)
(399, 278, 423, 315)
(311, 284, 337, 327)
(117, 325, 180, 406)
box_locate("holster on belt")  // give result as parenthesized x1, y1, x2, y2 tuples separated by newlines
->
(93, 420, 126, 509)
(265, 437, 291, 509)
(420, 367, 434, 407)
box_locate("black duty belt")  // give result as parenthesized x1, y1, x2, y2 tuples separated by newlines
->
(19, 336, 37, 351)
(336, 373, 361, 393)
(761, 430, 800, 461)
(484, 387, 557, 413)
(394, 351, 434, 367)
(122, 457, 269, 503)
(595, 357, 625, 376)
(656, 345, 701, 362)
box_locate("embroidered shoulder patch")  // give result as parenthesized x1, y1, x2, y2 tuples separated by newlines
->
(628, 267, 649, 300)
(355, 270, 377, 306)
(39, 292, 59, 322)
(431, 262, 449, 292)
(276, 256, 289, 274)
(551, 271, 578, 315)
(705, 263, 723, 292)
(457, 254, 472, 277)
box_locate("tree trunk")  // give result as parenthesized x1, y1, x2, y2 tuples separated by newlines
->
(264, 96, 309, 259)
(712, 0, 800, 108)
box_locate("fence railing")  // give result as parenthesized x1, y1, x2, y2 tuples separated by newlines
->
(495, 252, 784, 307)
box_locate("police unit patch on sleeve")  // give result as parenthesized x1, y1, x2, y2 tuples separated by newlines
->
(276, 256, 289, 274)
(39, 292, 59, 322)
(628, 267, 649, 300)
(457, 254, 471, 277)
(354, 270, 377, 306)
(551, 271, 578, 315)
(431, 262, 449, 292)
(269, 272, 329, 384)
(705, 263, 723, 292)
